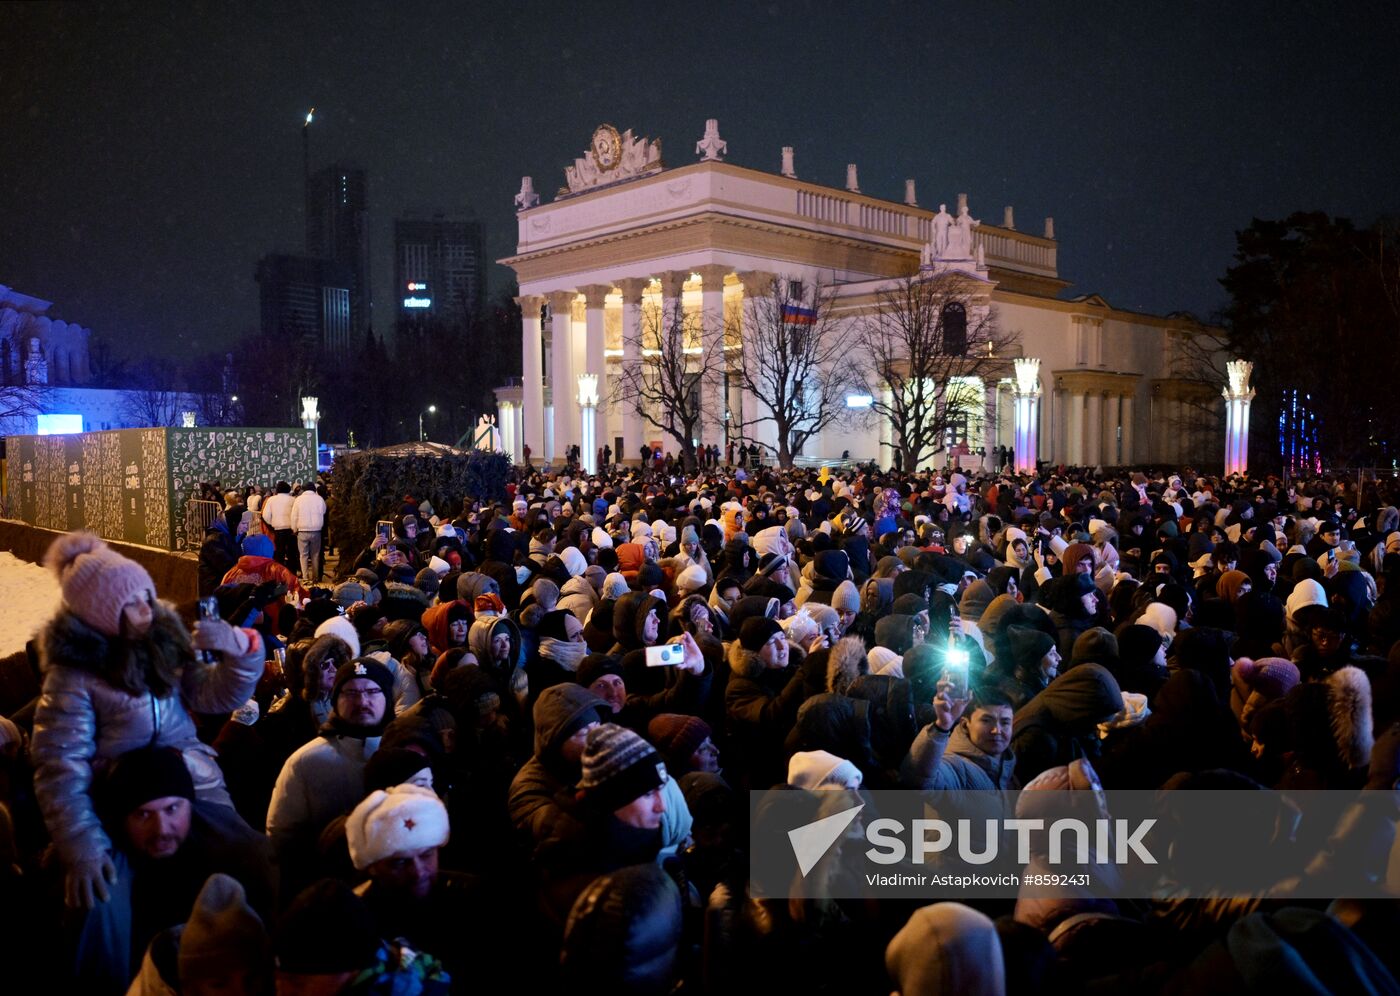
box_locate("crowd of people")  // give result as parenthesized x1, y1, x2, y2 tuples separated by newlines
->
(5, 457, 1400, 993)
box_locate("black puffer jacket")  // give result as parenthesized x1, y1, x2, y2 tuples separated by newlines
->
(1010, 664, 1124, 784)
(560, 863, 685, 993)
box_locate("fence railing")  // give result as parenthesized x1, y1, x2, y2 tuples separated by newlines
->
(185, 499, 223, 551)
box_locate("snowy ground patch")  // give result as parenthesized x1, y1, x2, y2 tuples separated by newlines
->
(0, 552, 61, 656)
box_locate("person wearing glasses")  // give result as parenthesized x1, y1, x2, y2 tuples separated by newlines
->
(266, 657, 394, 898)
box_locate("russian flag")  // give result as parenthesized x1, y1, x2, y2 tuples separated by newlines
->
(781, 303, 817, 326)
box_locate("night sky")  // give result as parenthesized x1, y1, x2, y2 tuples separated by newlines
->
(4, 1, 1398, 359)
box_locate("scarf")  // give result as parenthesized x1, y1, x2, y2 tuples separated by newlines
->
(538, 637, 588, 673)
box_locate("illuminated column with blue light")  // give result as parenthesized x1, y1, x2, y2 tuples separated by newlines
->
(1223, 359, 1254, 477)
(1012, 357, 1042, 473)
(578, 374, 598, 475)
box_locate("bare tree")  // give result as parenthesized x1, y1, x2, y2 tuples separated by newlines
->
(120, 359, 182, 427)
(854, 270, 1019, 471)
(612, 297, 723, 470)
(728, 277, 860, 468)
(0, 382, 44, 430)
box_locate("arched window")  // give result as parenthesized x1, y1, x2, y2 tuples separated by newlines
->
(941, 302, 968, 355)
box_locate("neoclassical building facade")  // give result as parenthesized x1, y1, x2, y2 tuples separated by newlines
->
(496, 121, 1221, 469)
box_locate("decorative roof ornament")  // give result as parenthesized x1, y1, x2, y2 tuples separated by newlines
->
(562, 124, 663, 195)
(696, 119, 727, 162)
(514, 176, 540, 212)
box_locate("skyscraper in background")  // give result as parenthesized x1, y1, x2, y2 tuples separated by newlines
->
(306, 163, 370, 339)
(254, 254, 353, 352)
(393, 211, 484, 327)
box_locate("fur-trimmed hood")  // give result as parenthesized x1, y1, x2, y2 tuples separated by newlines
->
(826, 636, 869, 695)
(40, 600, 193, 698)
(1326, 666, 1374, 769)
(728, 638, 765, 680)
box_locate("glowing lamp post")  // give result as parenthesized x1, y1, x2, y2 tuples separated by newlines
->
(418, 404, 436, 442)
(1012, 357, 1042, 473)
(577, 373, 599, 475)
(301, 396, 320, 473)
(1222, 359, 1254, 477)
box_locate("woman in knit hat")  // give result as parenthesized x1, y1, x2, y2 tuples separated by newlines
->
(647, 712, 720, 776)
(32, 531, 266, 912)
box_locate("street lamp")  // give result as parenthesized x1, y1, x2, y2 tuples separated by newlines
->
(419, 404, 436, 442)
(301, 396, 320, 475)
(577, 374, 598, 475)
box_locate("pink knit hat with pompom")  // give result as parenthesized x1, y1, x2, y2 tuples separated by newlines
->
(46, 532, 155, 637)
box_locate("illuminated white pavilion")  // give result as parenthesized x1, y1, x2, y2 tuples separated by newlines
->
(495, 120, 1224, 470)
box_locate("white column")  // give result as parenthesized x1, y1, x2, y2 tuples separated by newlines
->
(617, 278, 647, 464)
(697, 264, 729, 451)
(518, 295, 544, 464)
(497, 400, 518, 463)
(1120, 394, 1134, 466)
(580, 285, 609, 470)
(1085, 391, 1103, 467)
(737, 271, 775, 451)
(548, 291, 578, 462)
(1012, 358, 1041, 473)
(577, 374, 598, 475)
(1067, 391, 1084, 465)
(1222, 359, 1254, 476)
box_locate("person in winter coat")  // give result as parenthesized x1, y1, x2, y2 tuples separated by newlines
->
(32, 532, 265, 913)
(995, 625, 1061, 711)
(1037, 571, 1103, 658)
(726, 617, 810, 789)
(467, 614, 526, 707)
(219, 532, 308, 601)
(1010, 663, 1124, 784)
(197, 508, 243, 597)
(886, 902, 1006, 996)
(904, 683, 1020, 792)
(421, 600, 470, 658)
(266, 657, 394, 898)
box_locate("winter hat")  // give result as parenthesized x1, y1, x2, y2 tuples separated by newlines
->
(275, 879, 379, 975)
(242, 533, 274, 559)
(474, 592, 506, 616)
(787, 749, 863, 790)
(591, 526, 614, 550)
(959, 580, 995, 623)
(559, 546, 588, 578)
(831, 579, 861, 613)
(346, 784, 450, 870)
(1138, 602, 1178, 644)
(1070, 627, 1119, 669)
(868, 646, 905, 677)
(427, 555, 450, 577)
(758, 552, 790, 577)
(1007, 625, 1055, 670)
(105, 745, 195, 817)
(576, 653, 624, 691)
(646, 713, 712, 768)
(740, 616, 784, 652)
(178, 873, 270, 991)
(676, 563, 708, 594)
(1286, 578, 1328, 620)
(45, 532, 156, 637)
(331, 657, 394, 703)
(332, 580, 368, 609)
(413, 568, 441, 597)
(364, 747, 434, 793)
(577, 723, 669, 812)
(315, 615, 362, 659)
(1231, 656, 1302, 723)
(602, 572, 631, 600)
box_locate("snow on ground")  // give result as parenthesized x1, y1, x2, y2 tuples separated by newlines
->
(0, 552, 61, 656)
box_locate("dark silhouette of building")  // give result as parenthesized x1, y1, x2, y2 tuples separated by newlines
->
(393, 211, 484, 327)
(306, 163, 370, 338)
(255, 254, 353, 351)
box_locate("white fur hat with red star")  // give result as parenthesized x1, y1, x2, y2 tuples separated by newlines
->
(345, 783, 449, 870)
